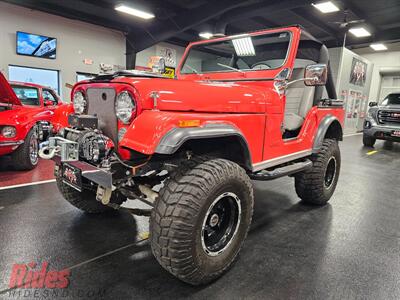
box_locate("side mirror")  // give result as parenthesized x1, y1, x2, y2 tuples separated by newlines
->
(44, 100, 53, 106)
(304, 64, 328, 86)
(369, 101, 378, 107)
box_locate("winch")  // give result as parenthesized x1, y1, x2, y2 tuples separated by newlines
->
(64, 129, 113, 163)
(39, 114, 114, 163)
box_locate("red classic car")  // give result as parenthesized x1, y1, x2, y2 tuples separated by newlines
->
(0, 72, 68, 170)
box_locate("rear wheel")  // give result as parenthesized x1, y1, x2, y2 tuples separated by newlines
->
(363, 134, 376, 147)
(11, 128, 39, 170)
(295, 139, 341, 205)
(150, 157, 254, 285)
(56, 175, 126, 214)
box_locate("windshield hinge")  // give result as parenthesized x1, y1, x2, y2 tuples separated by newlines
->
(150, 91, 160, 110)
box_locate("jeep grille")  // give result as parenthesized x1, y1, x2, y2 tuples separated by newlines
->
(86, 88, 118, 143)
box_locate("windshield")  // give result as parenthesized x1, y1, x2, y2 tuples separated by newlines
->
(181, 32, 291, 74)
(381, 93, 400, 106)
(12, 86, 40, 106)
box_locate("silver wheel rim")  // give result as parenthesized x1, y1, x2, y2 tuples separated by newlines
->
(29, 134, 39, 165)
(201, 192, 242, 257)
(324, 156, 337, 189)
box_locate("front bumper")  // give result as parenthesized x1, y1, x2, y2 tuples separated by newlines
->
(364, 120, 400, 141)
(0, 140, 24, 156)
(53, 156, 113, 189)
(40, 136, 112, 189)
(0, 140, 24, 147)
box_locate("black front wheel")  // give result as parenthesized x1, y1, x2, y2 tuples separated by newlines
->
(150, 157, 254, 285)
(363, 134, 376, 147)
(11, 128, 39, 170)
(56, 173, 126, 214)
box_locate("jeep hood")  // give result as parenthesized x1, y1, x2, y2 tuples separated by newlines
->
(113, 77, 268, 113)
(0, 72, 21, 106)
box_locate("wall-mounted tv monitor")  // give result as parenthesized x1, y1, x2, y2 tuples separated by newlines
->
(16, 31, 57, 59)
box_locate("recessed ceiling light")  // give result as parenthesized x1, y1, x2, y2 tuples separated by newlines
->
(312, 1, 340, 13)
(115, 4, 155, 19)
(370, 43, 387, 51)
(349, 27, 371, 37)
(199, 32, 213, 39)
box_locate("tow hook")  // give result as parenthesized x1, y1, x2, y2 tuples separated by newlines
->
(38, 137, 79, 162)
(39, 141, 60, 159)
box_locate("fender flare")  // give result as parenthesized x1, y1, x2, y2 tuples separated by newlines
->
(155, 123, 252, 168)
(312, 114, 343, 153)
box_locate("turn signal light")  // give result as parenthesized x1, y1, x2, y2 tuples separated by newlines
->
(178, 120, 201, 128)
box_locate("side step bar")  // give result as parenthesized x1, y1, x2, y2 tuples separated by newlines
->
(249, 160, 312, 181)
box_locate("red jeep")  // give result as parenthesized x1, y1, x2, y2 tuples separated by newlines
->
(40, 26, 344, 285)
(0, 73, 67, 170)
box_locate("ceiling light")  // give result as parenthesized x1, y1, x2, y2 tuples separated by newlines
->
(232, 37, 255, 57)
(312, 1, 340, 13)
(199, 32, 213, 39)
(349, 27, 371, 37)
(370, 43, 387, 51)
(115, 4, 155, 19)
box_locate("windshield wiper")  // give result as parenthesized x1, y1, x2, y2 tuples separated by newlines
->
(217, 63, 245, 73)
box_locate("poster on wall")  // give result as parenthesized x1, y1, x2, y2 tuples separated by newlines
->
(163, 67, 175, 78)
(349, 58, 367, 87)
(156, 45, 177, 67)
(348, 90, 363, 119)
(360, 95, 368, 118)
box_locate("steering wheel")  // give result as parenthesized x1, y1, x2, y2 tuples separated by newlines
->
(251, 62, 271, 70)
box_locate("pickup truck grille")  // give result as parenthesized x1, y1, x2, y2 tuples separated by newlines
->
(377, 110, 400, 125)
(86, 88, 118, 143)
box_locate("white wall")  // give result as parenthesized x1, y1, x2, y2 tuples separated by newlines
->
(0, 2, 126, 101)
(328, 47, 374, 133)
(136, 42, 186, 68)
(353, 49, 400, 101)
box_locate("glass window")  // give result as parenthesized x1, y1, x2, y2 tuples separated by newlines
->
(11, 86, 40, 106)
(8, 65, 60, 95)
(381, 93, 400, 106)
(43, 89, 58, 105)
(181, 32, 291, 74)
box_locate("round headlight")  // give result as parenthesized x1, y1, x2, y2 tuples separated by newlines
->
(73, 91, 87, 114)
(2, 126, 17, 138)
(115, 91, 135, 124)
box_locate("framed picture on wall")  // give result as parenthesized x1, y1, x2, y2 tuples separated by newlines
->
(349, 58, 367, 87)
(156, 45, 177, 68)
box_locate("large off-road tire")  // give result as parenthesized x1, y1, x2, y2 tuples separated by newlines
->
(295, 139, 341, 205)
(56, 175, 126, 214)
(11, 128, 39, 170)
(150, 157, 254, 285)
(363, 133, 376, 147)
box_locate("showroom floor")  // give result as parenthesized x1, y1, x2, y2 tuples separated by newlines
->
(0, 134, 399, 299)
